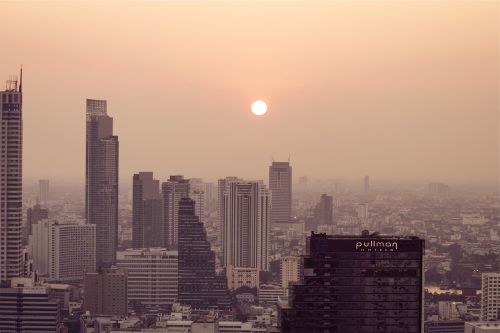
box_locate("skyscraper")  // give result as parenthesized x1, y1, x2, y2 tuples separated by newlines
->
(84, 267, 128, 317)
(222, 179, 270, 271)
(318, 194, 333, 226)
(38, 179, 50, 205)
(24, 203, 48, 245)
(481, 272, 500, 321)
(0, 73, 23, 283)
(132, 172, 162, 248)
(178, 197, 231, 310)
(281, 232, 425, 333)
(218, 176, 239, 261)
(86, 99, 119, 268)
(269, 161, 292, 225)
(161, 175, 189, 248)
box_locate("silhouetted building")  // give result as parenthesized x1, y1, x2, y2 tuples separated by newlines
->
(24, 203, 48, 245)
(318, 194, 333, 226)
(84, 267, 128, 316)
(221, 180, 270, 271)
(178, 197, 231, 310)
(162, 175, 189, 248)
(269, 161, 292, 225)
(281, 232, 425, 333)
(39, 179, 50, 205)
(86, 99, 119, 268)
(133, 172, 162, 248)
(0, 74, 23, 283)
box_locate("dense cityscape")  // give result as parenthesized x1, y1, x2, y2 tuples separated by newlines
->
(0, 73, 499, 333)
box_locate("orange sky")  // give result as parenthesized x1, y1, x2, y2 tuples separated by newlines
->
(0, 1, 498, 185)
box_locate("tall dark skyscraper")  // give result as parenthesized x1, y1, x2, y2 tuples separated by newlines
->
(0, 73, 23, 283)
(281, 232, 425, 333)
(24, 203, 48, 246)
(86, 99, 119, 268)
(269, 161, 292, 225)
(318, 194, 333, 226)
(133, 172, 162, 248)
(162, 175, 189, 248)
(178, 197, 231, 310)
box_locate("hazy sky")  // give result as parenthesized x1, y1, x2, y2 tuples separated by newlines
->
(1, 1, 498, 185)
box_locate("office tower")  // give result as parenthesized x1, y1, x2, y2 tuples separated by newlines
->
(39, 179, 50, 205)
(189, 189, 205, 224)
(218, 177, 239, 261)
(29, 220, 96, 281)
(86, 99, 119, 268)
(24, 203, 48, 245)
(269, 161, 292, 225)
(178, 197, 231, 309)
(280, 256, 301, 289)
(318, 194, 333, 226)
(0, 281, 59, 332)
(190, 178, 216, 212)
(226, 265, 260, 290)
(83, 267, 128, 316)
(0, 74, 23, 283)
(161, 175, 189, 248)
(481, 272, 500, 321)
(116, 248, 178, 307)
(364, 175, 370, 192)
(222, 180, 271, 271)
(132, 172, 162, 248)
(281, 232, 425, 333)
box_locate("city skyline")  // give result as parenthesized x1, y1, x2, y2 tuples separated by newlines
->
(0, 2, 498, 185)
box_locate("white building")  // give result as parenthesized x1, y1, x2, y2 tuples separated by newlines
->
(221, 180, 270, 271)
(29, 219, 96, 281)
(280, 256, 301, 288)
(116, 248, 178, 306)
(438, 301, 466, 320)
(258, 284, 286, 305)
(482, 273, 500, 321)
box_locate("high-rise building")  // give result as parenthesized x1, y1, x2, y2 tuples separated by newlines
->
(222, 179, 270, 271)
(190, 178, 216, 212)
(39, 179, 50, 205)
(24, 203, 49, 245)
(132, 172, 162, 248)
(29, 219, 96, 281)
(281, 232, 425, 333)
(116, 248, 178, 307)
(0, 280, 60, 332)
(189, 189, 206, 225)
(481, 272, 500, 321)
(269, 161, 292, 225)
(364, 175, 370, 192)
(0, 74, 23, 283)
(162, 175, 189, 248)
(83, 267, 128, 317)
(218, 177, 239, 259)
(178, 197, 231, 310)
(280, 256, 301, 289)
(318, 194, 333, 226)
(86, 99, 119, 268)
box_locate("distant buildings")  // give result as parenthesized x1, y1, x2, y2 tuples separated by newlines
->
(280, 256, 301, 289)
(116, 248, 178, 307)
(281, 232, 425, 332)
(132, 172, 162, 248)
(0, 74, 23, 283)
(221, 179, 270, 271)
(86, 99, 119, 268)
(29, 220, 96, 281)
(162, 175, 190, 248)
(429, 182, 451, 198)
(39, 179, 50, 205)
(178, 197, 231, 310)
(83, 267, 128, 317)
(364, 175, 370, 192)
(24, 203, 49, 245)
(226, 265, 260, 290)
(269, 161, 292, 225)
(318, 194, 333, 226)
(356, 202, 369, 219)
(258, 284, 287, 305)
(481, 273, 500, 321)
(465, 321, 500, 333)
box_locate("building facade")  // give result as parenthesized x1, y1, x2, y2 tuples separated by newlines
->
(318, 194, 333, 226)
(132, 172, 162, 248)
(281, 232, 425, 333)
(226, 265, 260, 290)
(481, 273, 500, 321)
(84, 267, 128, 317)
(24, 203, 48, 245)
(0, 75, 23, 283)
(280, 256, 301, 289)
(162, 175, 189, 248)
(269, 161, 292, 225)
(86, 99, 119, 268)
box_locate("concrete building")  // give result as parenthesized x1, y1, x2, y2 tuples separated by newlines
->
(24, 203, 49, 245)
(86, 98, 119, 269)
(221, 179, 270, 271)
(84, 267, 128, 316)
(226, 265, 260, 290)
(317, 194, 333, 226)
(482, 273, 500, 321)
(465, 322, 500, 333)
(116, 248, 178, 307)
(162, 176, 190, 247)
(438, 301, 466, 320)
(269, 161, 292, 225)
(133, 172, 162, 248)
(258, 284, 286, 305)
(0, 74, 23, 283)
(189, 189, 206, 225)
(279, 256, 301, 289)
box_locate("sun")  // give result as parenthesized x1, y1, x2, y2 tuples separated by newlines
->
(251, 100, 267, 116)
